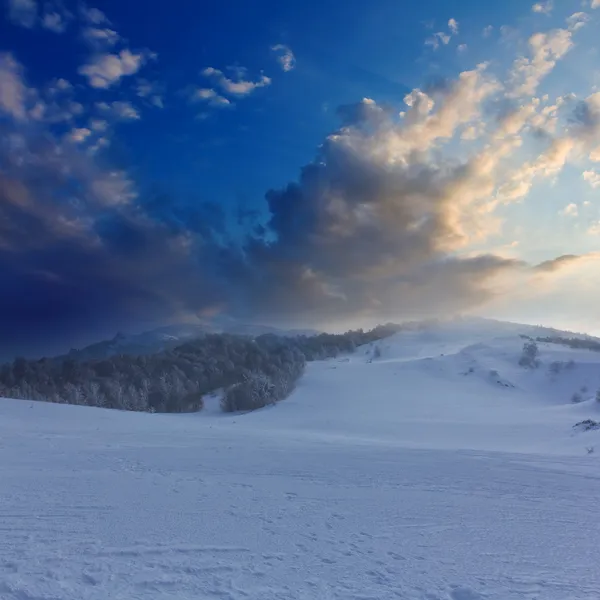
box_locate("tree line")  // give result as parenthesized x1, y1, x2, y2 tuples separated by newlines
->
(0, 324, 402, 413)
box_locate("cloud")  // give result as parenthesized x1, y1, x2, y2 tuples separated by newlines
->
(7, 0, 72, 32)
(191, 88, 232, 108)
(425, 31, 451, 50)
(583, 169, 600, 187)
(508, 28, 573, 97)
(3, 20, 600, 355)
(271, 44, 296, 72)
(559, 202, 579, 217)
(532, 1, 553, 15)
(0, 54, 29, 121)
(6, 0, 38, 28)
(426, 19, 459, 50)
(589, 222, 600, 235)
(79, 50, 147, 88)
(97, 100, 141, 120)
(79, 4, 109, 25)
(41, 10, 67, 33)
(567, 12, 590, 31)
(81, 27, 120, 47)
(135, 79, 164, 108)
(89, 118, 108, 131)
(533, 254, 582, 272)
(592, 0, 600, 8)
(483, 26, 494, 38)
(66, 127, 92, 143)
(201, 67, 271, 96)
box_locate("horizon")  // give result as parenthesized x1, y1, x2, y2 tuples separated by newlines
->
(2, 0, 600, 358)
(5, 313, 600, 364)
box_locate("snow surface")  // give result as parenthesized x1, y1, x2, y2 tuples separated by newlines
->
(2, 318, 600, 600)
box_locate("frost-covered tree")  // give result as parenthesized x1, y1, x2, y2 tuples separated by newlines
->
(518, 341, 540, 369)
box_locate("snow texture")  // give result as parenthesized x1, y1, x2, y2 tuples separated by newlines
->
(2, 318, 600, 599)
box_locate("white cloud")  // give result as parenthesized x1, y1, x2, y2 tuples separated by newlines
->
(79, 4, 109, 25)
(28, 101, 45, 120)
(47, 77, 72, 95)
(498, 137, 574, 202)
(508, 29, 573, 97)
(589, 146, 600, 162)
(559, 202, 579, 217)
(457, 44, 468, 53)
(0, 53, 28, 121)
(483, 25, 493, 38)
(67, 127, 92, 143)
(201, 67, 271, 97)
(592, 0, 600, 8)
(89, 118, 108, 131)
(566, 12, 590, 31)
(191, 87, 231, 107)
(426, 20, 459, 50)
(7, 0, 38, 28)
(583, 169, 600, 188)
(96, 100, 141, 120)
(588, 221, 600, 235)
(79, 50, 146, 88)
(532, 1, 553, 15)
(82, 27, 120, 47)
(42, 11, 67, 33)
(135, 79, 164, 108)
(271, 44, 296, 72)
(425, 31, 451, 50)
(90, 170, 136, 205)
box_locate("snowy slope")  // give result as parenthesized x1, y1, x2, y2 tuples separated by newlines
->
(2, 318, 600, 600)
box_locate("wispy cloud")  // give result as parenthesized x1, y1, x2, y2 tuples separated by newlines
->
(190, 88, 232, 108)
(425, 31, 451, 50)
(135, 79, 164, 108)
(41, 10, 67, 33)
(6, 0, 37, 28)
(0, 53, 29, 120)
(79, 4, 110, 25)
(96, 100, 141, 120)
(201, 66, 271, 97)
(7, 0, 72, 32)
(425, 18, 459, 50)
(508, 28, 574, 97)
(271, 44, 296, 72)
(81, 27, 120, 48)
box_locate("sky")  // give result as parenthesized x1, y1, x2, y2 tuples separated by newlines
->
(2, 0, 600, 358)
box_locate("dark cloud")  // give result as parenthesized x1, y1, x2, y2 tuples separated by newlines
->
(0, 60, 584, 359)
(533, 253, 595, 273)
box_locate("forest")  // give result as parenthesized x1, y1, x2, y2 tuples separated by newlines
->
(0, 324, 402, 413)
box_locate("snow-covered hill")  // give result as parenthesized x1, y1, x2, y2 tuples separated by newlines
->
(57, 321, 321, 361)
(2, 318, 600, 600)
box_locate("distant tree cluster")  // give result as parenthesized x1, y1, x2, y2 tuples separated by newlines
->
(518, 341, 541, 369)
(0, 325, 402, 414)
(536, 336, 600, 353)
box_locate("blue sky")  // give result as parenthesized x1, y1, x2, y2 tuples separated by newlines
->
(2, 0, 600, 358)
